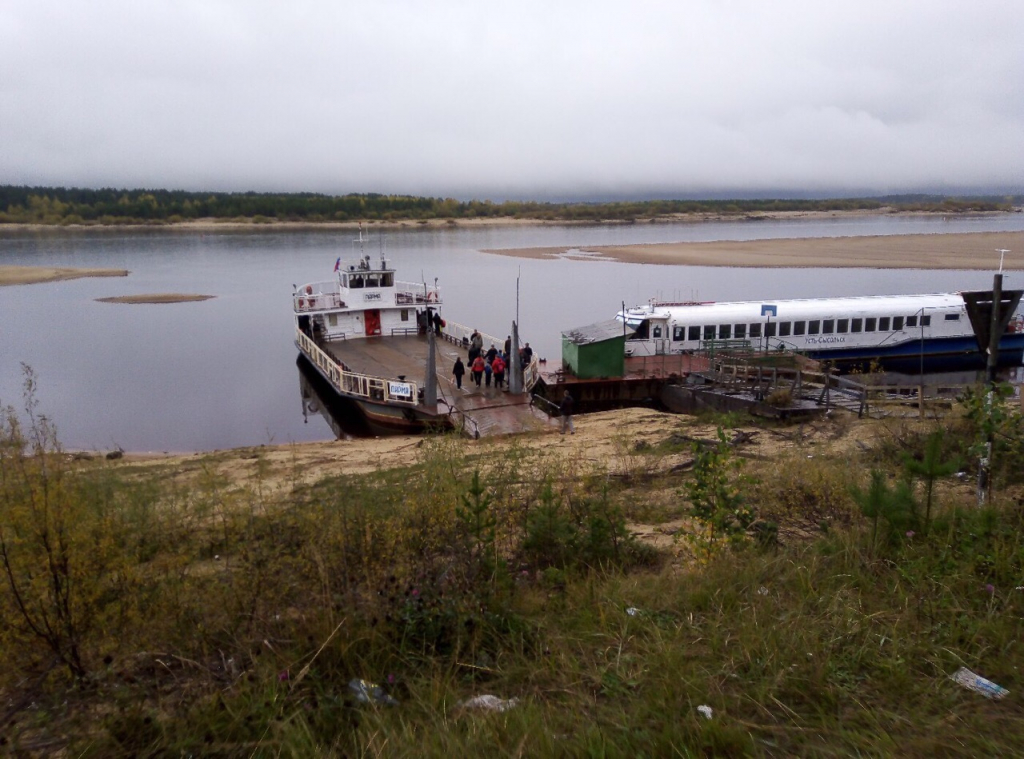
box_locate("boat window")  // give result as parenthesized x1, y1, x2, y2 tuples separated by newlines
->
(778, 322, 791, 337)
(808, 320, 820, 335)
(673, 326, 685, 341)
(703, 325, 716, 340)
(340, 274, 348, 288)
(793, 321, 806, 336)
(749, 323, 762, 338)
(851, 318, 863, 333)
(351, 276, 364, 288)
(401, 309, 409, 322)
(893, 316, 904, 330)
(906, 315, 917, 328)
(878, 316, 890, 331)
(734, 323, 747, 339)
(365, 275, 380, 288)
(837, 319, 849, 333)
(689, 326, 701, 341)
(922, 315, 931, 326)
(765, 322, 776, 337)
(865, 317, 876, 332)
(382, 273, 394, 287)
(719, 324, 732, 339)
(652, 325, 662, 338)
(823, 319, 835, 334)
(328, 313, 337, 327)
(944, 313, 960, 321)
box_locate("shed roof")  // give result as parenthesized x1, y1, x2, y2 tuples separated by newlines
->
(562, 319, 635, 345)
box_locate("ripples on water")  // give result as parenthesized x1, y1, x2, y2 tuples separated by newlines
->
(1, 213, 1022, 450)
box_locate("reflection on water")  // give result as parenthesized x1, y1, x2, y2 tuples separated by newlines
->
(297, 356, 373, 439)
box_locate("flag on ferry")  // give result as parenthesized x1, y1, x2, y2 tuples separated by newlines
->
(333, 257, 341, 272)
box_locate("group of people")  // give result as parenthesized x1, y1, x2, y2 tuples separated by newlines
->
(452, 333, 509, 390)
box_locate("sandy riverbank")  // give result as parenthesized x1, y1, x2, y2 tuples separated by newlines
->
(0, 208, 1017, 234)
(0, 265, 129, 286)
(95, 294, 215, 304)
(486, 230, 1024, 269)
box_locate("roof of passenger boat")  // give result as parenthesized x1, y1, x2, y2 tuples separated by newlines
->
(624, 292, 968, 321)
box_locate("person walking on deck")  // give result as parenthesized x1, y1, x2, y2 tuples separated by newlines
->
(469, 329, 483, 362)
(492, 354, 506, 389)
(471, 355, 486, 387)
(559, 390, 575, 435)
(452, 356, 466, 389)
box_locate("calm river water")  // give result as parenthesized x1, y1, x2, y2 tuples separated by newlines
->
(2, 213, 1023, 451)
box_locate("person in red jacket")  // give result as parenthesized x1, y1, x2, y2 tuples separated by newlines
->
(471, 354, 486, 387)
(492, 354, 506, 389)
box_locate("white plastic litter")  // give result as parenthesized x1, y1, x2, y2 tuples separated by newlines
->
(950, 667, 1009, 699)
(697, 704, 713, 720)
(626, 607, 642, 617)
(458, 695, 519, 712)
(348, 678, 399, 705)
(757, 586, 769, 596)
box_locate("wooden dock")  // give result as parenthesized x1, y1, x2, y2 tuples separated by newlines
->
(320, 333, 556, 438)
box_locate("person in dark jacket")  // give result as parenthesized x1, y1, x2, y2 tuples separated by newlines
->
(559, 390, 575, 434)
(452, 356, 466, 389)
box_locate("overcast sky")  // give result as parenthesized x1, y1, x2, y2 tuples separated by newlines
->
(1, 1, 1022, 200)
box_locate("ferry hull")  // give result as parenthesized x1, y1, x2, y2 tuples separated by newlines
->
(296, 350, 452, 436)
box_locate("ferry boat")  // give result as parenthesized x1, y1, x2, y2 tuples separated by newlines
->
(292, 249, 548, 436)
(293, 251, 453, 432)
(617, 292, 1024, 372)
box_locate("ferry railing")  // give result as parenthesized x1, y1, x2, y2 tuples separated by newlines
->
(294, 289, 345, 312)
(395, 281, 441, 305)
(295, 328, 419, 406)
(440, 320, 504, 353)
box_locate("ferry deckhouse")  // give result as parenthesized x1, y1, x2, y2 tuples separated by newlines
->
(618, 293, 1024, 372)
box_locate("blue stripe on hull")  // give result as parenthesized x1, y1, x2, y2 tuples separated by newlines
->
(805, 335, 1024, 372)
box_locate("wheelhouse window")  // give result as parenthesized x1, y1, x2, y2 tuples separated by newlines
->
(703, 325, 716, 340)
(734, 323, 747, 339)
(851, 318, 863, 333)
(778, 322, 791, 337)
(719, 324, 732, 339)
(837, 319, 849, 334)
(749, 323, 762, 338)
(879, 317, 891, 331)
(688, 326, 701, 341)
(381, 273, 394, 287)
(823, 319, 835, 334)
(793, 321, 806, 336)
(893, 316, 904, 330)
(865, 317, 876, 332)
(808, 320, 820, 335)
(673, 326, 685, 341)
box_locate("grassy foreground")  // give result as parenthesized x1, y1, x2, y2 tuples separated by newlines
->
(2, 377, 1024, 756)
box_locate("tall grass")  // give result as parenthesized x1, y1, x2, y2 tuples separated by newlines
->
(2, 377, 1024, 755)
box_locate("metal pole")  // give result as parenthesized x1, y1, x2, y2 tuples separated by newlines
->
(978, 271, 1004, 504)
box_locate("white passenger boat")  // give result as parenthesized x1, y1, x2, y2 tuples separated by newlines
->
(618, 292, 1024, 371)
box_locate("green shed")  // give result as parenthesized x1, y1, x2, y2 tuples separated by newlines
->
(561, 319, 634, 379)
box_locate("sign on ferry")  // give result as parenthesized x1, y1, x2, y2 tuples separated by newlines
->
(364, 292, 382, 301)
(389, 381, 413, 399)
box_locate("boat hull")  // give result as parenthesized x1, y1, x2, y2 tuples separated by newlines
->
(805, 334, 1024, 373)
(296, 352, 451, 435)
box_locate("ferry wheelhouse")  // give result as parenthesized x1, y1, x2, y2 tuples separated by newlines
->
(618, 292, 1024, 372)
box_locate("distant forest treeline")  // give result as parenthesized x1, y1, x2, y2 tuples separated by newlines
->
(0, 186, 1019, 226)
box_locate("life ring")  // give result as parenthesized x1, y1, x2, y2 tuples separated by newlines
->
(298, 297, 305, 308)
(305, 285, 313, 295)
(427, 291, 438, 303)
